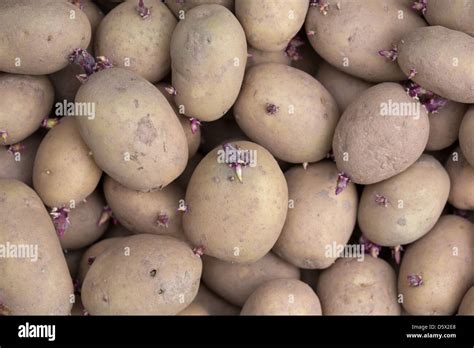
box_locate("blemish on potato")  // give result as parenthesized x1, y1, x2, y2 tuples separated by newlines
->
(397, 217, 407, 226)
(136, 115, 157, 146)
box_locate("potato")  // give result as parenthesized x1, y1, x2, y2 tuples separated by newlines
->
(315, 61, 373, 112)
(305, 0, 426, 82)
(64, 248, 85, 280)
(397, 26, 474, 103)
(0, 0, 91, 75)
(333, 83, 429, 184)
(183, 141, 288, 263)
(201, 252, 300, 306)
(166, 0, 234, 17)
(235, 0, 309, 52)
(178, 284, 239, 316)
(358, 155, 450, 246)
(273, 162, 358, 269)
(459, 106, 474, 166)
(458, 287, 474, 315)
(317, 257, 401, 315)
(246, 46, 291, 70)
(75, 68, 188, 191)
(0, 132, 43, 186)
(58, 191, 109, 250)
(33, 117, 102, 208)
(81, 234, 202, 314)
(0, 74, 54, 145)
(398, 215, 473, 315)
(424, 0, 474, 36)
(170, 4, 247, 121)
(445, 147, 474, 210)
(95, 0, 177, 83)
(0, 179, 73, 315)
(103, 175, 186, 239)
(176, 153, 203, 189)
(234, 63, 339, 163)
(241, 279, 322, 315)
(426, 101, 467, 151)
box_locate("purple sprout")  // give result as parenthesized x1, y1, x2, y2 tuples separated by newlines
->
(392, 245, 404, 265)
(7, 143, 26, 155)
(404, 81, 447, 113)
(285, 36, 305, 61)
(0, 129, 8, 145)
(69, 48, 113, 82)
(87, 257, 96, 266)
(164, 85, 177, 96)
(98, 206, 116, 226)
(189, 118, 201, 135)
(378, 46, 398, 61)
(41, 117, 60, 129)
(50, 207, 71, 238)
(407, 274, 423, 287)
(222, 143, 251, 183)
(157, 213, 169, 228)
(375, 194, 389, 207)
(71, 0, 83, 10)
(177, 201, 189, 213)
(137, 0, 151, 19)
(412, 0, 427, 15)
(193, 245, 205, 257)
(310, 0, 329, 15)
(408, 68, 417, 79)
(265, 103, 280, 115)
(423, 95, 447, 113)
(359, 235, 382, 258)
(335, 172, 350, 195)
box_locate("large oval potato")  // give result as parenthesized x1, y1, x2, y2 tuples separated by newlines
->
(183, 141, 288, 263)
(426, 101, 467, 151)
(75, 68, 188, 191)
(241, 279, 322, 315)
(398, 215, 473, 315)
(305, 0, 426, 82)
(95, 0, 177, 83)
(103, 175, 186, 239)
(234, 63, 339, 163)
(424, 0, 474, 36)
(178, 284, 239, 316)
(459, 106, 474, 166)
(0, 74, 54, 145)
(358, 155, 450, 246)
(397, 26, 474, 103)
(202, 253, 300, 306)
(81, 234, 202, 315)
(235, 0, 309, 52)
(166, 0, 234, 17)
(273, 161, 358, 269)
(317, 256, 401, 315)
(33, 117, 102, 208)
(333, 83, 429, 184)
(0, 0, 91, 75)
(445, 147, 474, 210)
(0, 179, 73, 315)
(170, 4, 247, 121)
(458, 287, 474, 315)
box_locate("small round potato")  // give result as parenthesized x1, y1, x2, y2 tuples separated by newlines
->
(459, 106, 474, 167)
(445, 147, 474, 210)
(178, 284, 239, 316)
(202, 253, 300, 306)
(273, 161, 358, 269)
(317, 256, 401, 315)
(424, 0, 474, 36)
(426, 101, 467, 151)
(183, 141, 288, 263)
(241, 279, 322, 315)
(398, 215, 473, 315)
(166, 0, 234, 17)
(82, 234, 202, 315)
(458, 287, 474, 315)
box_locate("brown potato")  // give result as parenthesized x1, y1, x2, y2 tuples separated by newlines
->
(426, 101, 467, 151)
(459, 106, 474, 166)
(178, 284, 239, 316)
(424, 0, 474, 36)
(166, 0, 234, 17)
(445, 147, 474, 210)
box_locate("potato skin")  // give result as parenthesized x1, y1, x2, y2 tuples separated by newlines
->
(0, 74, 54, 145)
(426, 101, 467, 151)
(424, 0, 474, 36)
(317, 257, 401, 315)
(81, 234, 202, 315)
(235, 0, 309, 52)
(0, 0, 91, 75)
(305, 0, 426, 82)
(273, 161, 358, 269)
(459, 106, 474, 166)
(397, 26, 474, 103)
(33, 118, 102, 207)
(398, 215, 473, 315)
(0, 179, 73, 315)
(458, 287, 474, 315)
(166, 0, 234, 16)
(95, 0, 177, 83)
(333, 83, 429, 184)
(445, 147, 474, 210)
(103, 175, 186, 240)
(170, 4, 247, 121)
(183, 141, 288, 263)
(241, 279, 322, 315)
(234, 63, 339, 163)
(358, 155, 450, 246)
(202, 253, 300, 306)
(75, 68, 188, 191)
(178, 284, 239, 316)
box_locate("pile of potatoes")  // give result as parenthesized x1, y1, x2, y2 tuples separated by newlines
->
(0, 0, 473, 316)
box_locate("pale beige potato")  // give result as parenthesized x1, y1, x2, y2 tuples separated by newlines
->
(0, 74, 54, 145)
(458, 287, 474, 315)
(171, 4, 247, 121)
(424, 0, 474, 36)
(234, 63, 339, 163)
(0, 0, 91, 75)
(202, 253, 300, 306)
(183, 141, 288, 263)
(426, 101, 467, 151)
(166, 0, 234, 17)
(0, 179, 73, 315)
(273, 161, 358, 269)
(305, 0, 426, 82)
(246, 46, 291, 70)
(75, 68, 188, 191)
(358, 155, 450, 246)
(235, 0, 309, 52)
(317, 256, 401, 315)
(397, 26, 474, 103)
(445, 147, 474, 210)
(333, 83, 429, 184)
(459, 106, 474, 166)
(82, 234, 202, 315)
(398, 215, 473, 315)
(178, 284, 239, 315)
(241, 279, 322, 315)
(33, 117, 102, 207)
